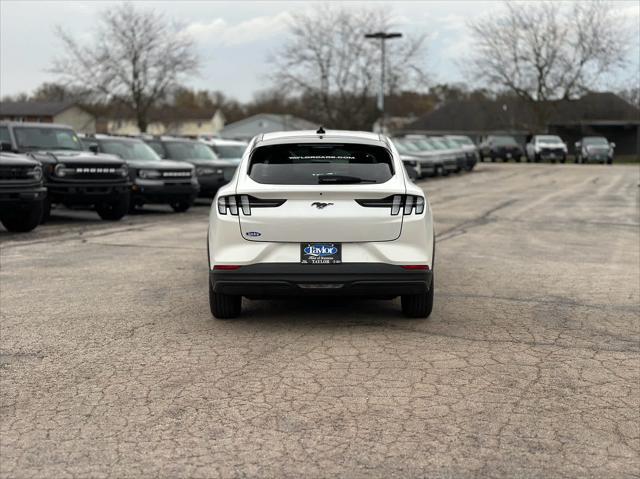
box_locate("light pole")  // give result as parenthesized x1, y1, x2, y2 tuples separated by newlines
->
(365, 31, 402, 134)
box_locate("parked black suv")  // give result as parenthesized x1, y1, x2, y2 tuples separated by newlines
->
(0, 152, 46, 232)
(144, 137, 234, 197)
(0, 122, 130, 221)
(81, 135, 199, 212)
(478, 135, 523, 162)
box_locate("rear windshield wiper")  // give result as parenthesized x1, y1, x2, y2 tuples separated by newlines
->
(317, 174, 376, 184)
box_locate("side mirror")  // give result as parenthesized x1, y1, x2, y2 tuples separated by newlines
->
(88, 144, 99, 154)
(0, 141, 13, 152)
(610, 142, 616, 149)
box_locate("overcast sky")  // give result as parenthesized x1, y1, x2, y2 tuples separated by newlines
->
(1, 0, 638, 102)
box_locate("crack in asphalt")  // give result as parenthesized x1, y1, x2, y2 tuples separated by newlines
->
(435, 199, 518, 242)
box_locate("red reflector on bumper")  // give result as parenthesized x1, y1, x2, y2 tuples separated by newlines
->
(213, 265, 242, 270)
(401, 265, 430, 271)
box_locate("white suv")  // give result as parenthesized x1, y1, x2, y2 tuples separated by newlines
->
(207, 129, 435, 319)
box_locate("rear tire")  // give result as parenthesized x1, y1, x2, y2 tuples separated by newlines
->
(209, 279, 241, 319)
(96, 193, 129, 221)
(1, 201, 43, 232)
(171, 200, 192, 213)
(401, 274, 434, 319)
(40, 197, 52, 224)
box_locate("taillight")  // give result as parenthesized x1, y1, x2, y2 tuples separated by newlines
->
(356, 195, 425, 215)
(401, 265, 430, 271)
(213, 265, 242, 270)
(217, 195, 286, 216)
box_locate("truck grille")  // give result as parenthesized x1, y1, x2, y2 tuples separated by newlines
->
(162, 170, 192, 178)
(67, 164, 125, 179)
(0, 166, 30, 180)
(540, 148, 564, 155)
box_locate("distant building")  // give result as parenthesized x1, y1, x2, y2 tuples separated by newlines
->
(402, 92, 640, 156)
(220, 113, 317, 141)
(0, 101, 96, 133)
(102, 109, 225, 137)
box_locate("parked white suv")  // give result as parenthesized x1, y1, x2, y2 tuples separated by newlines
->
(207, 129, 435, 319)
(525, 135, 568, 163)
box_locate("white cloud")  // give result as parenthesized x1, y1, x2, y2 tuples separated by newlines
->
(185, 11, 292, 47)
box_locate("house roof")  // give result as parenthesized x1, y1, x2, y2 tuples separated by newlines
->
(0, 101, 81, 117)
(405, 92, 640, 133)
(93, 105, 217, 122)
(221, 113, 317, 134)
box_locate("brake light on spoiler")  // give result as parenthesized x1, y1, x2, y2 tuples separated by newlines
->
(355, 195, 425, 215)
(217, 195, 286, 216)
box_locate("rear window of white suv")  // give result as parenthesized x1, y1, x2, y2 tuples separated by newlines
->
(248, 143, 394, 185)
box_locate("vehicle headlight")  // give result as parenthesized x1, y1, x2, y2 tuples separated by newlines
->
(26, 166, 42, 181)
(196, 167, 216, 176)
(119, 164, 129, 177)
(138, 169, 161, 179)
(54, 163, 67, 177)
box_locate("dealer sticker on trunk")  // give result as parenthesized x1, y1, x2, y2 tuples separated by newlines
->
(301, 243, 342, 264)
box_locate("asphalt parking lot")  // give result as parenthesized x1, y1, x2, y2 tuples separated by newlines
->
(1, 163, 638, 479)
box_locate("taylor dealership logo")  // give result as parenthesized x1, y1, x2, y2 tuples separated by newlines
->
(311, 202, 334, 209)
(303, 244, 338, 257)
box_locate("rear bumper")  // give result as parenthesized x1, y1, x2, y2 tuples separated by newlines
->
(211, 263, 431, 297)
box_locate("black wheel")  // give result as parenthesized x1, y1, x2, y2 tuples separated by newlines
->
(171, 200, 192, 213)
(1, 201, 43, 232)
(40, 197, 52, 224)
(606, 158, 613, 165)
(401, 274, 434, 319)
(575, 155, 580, 164)
(96, 193, 129, 221)
(490, 156, 496, 163)
(534, 153, 541, 163)
(560, 155, 566, 164)
(209, 279, 241, 319)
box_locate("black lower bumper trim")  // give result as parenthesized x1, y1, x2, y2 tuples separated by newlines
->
(211, 263, 432, 297)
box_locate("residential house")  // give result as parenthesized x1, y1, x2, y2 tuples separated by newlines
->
(0, 101, 96, 133)
(102, 109, 225, 137)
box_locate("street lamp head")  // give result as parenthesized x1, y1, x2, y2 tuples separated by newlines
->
(365, 32, 403, 40)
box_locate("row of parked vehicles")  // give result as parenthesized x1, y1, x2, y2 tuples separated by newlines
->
(0, 121, 248, 232)
(392, 135, 479, 179)
(477, 134, 616, 164)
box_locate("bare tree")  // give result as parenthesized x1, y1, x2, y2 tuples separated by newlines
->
(466, 1, 630, 124)
(52, 2, 198, 132)
(271, 7, 427, 129)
